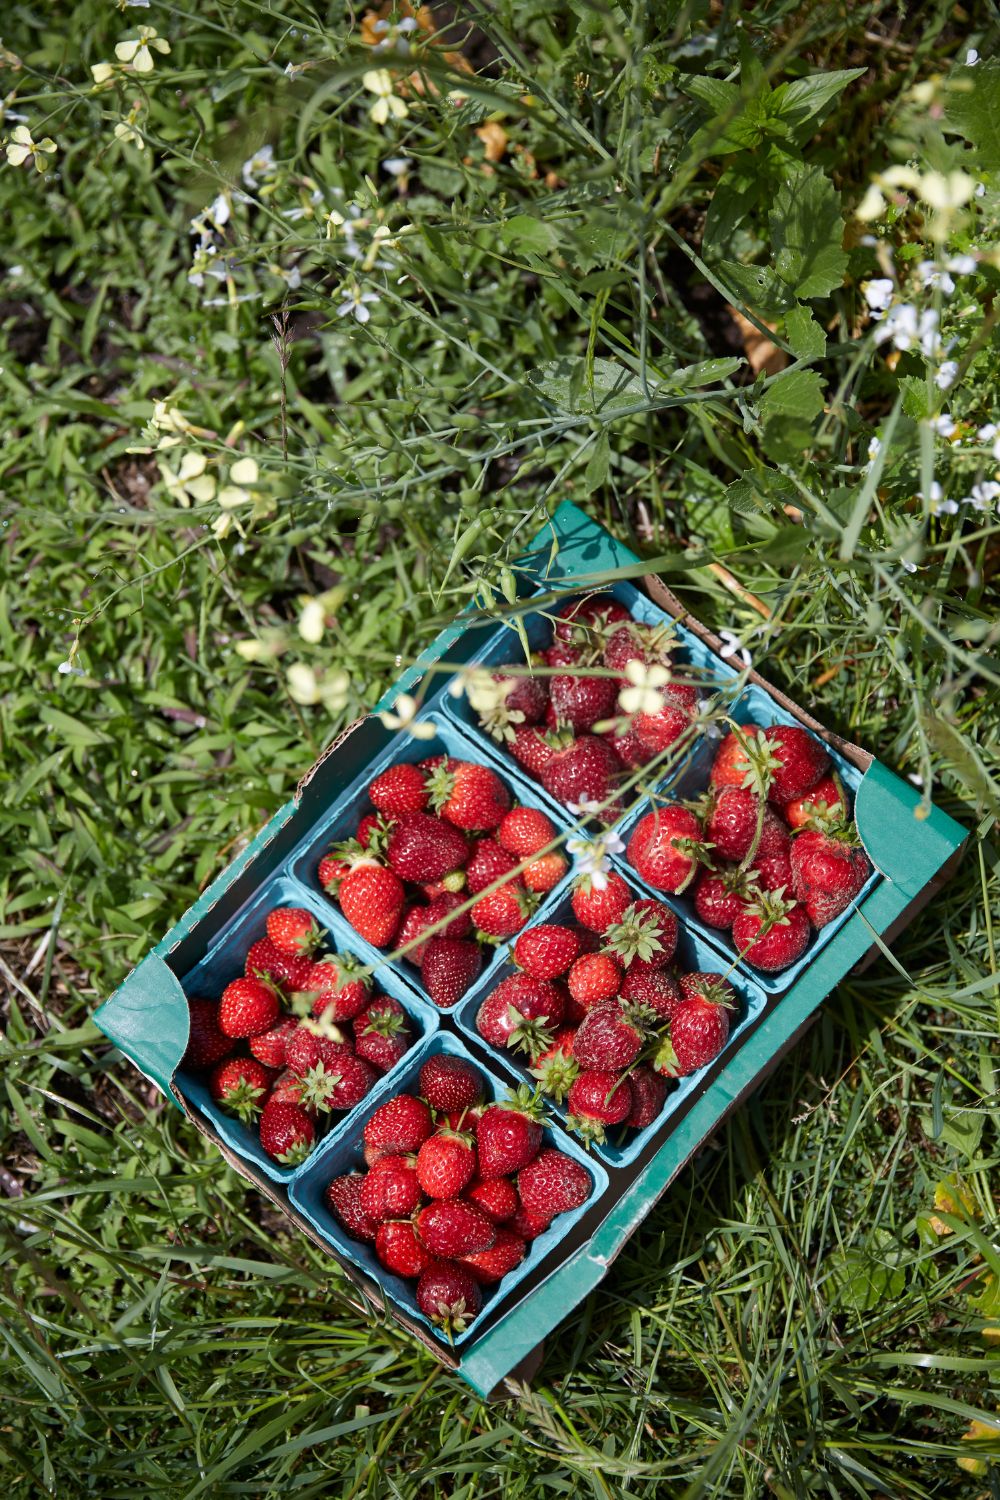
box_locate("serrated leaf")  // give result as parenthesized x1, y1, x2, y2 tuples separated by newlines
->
(499, 214, 558, 256)
(702, 159, 759, 254)
(718, 259, 797, 316)
(526, 357, 645, 414)
(759, 368, 825, 420)
(943, 62, 1000, 166)
(684, 77, 742, 115)
(784, 304, 827, 359)
(769, 167, 848, 299)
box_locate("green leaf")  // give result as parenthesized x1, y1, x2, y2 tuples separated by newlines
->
(829, 1239, 907, 1314)
(784, 304, 827, 359)
(499, 214, 558, 256)
(943, 61, 1000, 166)
(718, 259, 797, 316)
(671, 356, 745, 387)
(769, 167, 848, 299)
(702, 159, 760, 255)
(899, 375, 933, 421)
(684, 77, 742, 115)
(526, 357, 645, 414)
(584, 431, 610, 488)
(770, 68, 866, 141)
(759, 368, 825, 421)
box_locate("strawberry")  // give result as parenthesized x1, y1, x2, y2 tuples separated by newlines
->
(266, 906, 321, 957)
(497, 806, 556, 858)
(573, 999, 647, 1070)
(627, 805, 704, 892)
(422, 893, 473, 944)
(523, 851, 569, 893)
(570, 869, 632, 932)
(318, 852, 352, 892)
(566, 1070, 632, 1143)
(363, 1093, 433, 1162)
(706, 788, 768, 862)
(471, 883, 536, 939)
(353, 998, 413, 1073)
(475, 974, 565, 1055)
(539, 735, 621, 816)
(603, 897, 678, 971)
(419, 1054, 484, 1113)
(618, 967, 682, 1021)
(510, 1204, 550, 1241)
(508, 724, 558, 777)
(244, 937, 312, 990)
(693, 866, 758, 929)
(604, 619, 677, 675)
(479, 665, 551, 739)
(529, 1027, 580, 1103)
(268, 1065, 324, 1114)
(428, 760, 510, 832)
(416, 1129, 476, 1199)
(416, 1262, 482, 1333)
(465, 838, 520, 895)
(375, 1220, 434, 1278)
(465, 1176, 519, 1224)
(749, 848, 793, 893)
(248, 1014, 299, 1069)
(517, 1148, 591, 1222)
(325, 1054, 379, 1110)
(679, 970, 737, 1006)
(442, 1105, 482, 1134)
(301, 954, 372, 1023)
(359, 1153, 422, 1222)
(513, 923, 581, 980)
(258, 1099, 315, 1165)
(209, 1056, 274, 1120)
(417, 1198, 496, 1257)
(653, 977, 733, 1076)
(338, 863, 405, 947)
(626, 1065, 668, 1128)
(476, 1087, 545, 1176)
(603, 723, 651, 768)
(634, 687, 699, 756)
(567, 952, 622, 1009)
(790, 828, 871, 927)
(218, 977, 280, 1039)
(182, 999, 233, 1070)
(549, 670, 618, 732)
(761, 725, 831, 803)
(418, 871, 467, 900)
(421, 938, 483, 1008)
(369, 762, 429, 816)
(357, 812, 391, 852)
(732, 891, 811, 971)
(779, 772, 847, 830)
(325, 1172, 378, 1243)
(386, 811, 469, 883)
(284, 1019, 352, 1077)
(554, 594, 631, 642)
(460, 1227, 527, 1284)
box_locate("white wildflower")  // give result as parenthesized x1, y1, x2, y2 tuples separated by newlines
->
(917, 261, 955, 295)
(718, 630, 752, 669)
(930, 413, 956, 438)
(336, 286, 380, 323)
(115, 26, 170, 73)
(862, 277, 894, 314)
(947, 253, 977, 274)
(976, 423, 997, 442)
(378, 693, 435, 739)
(935, 361, 959, 390)
(966, 48, 980, 65)
(363, 68, 408, 124)
(618, 660, 670, 716)
(242, 144, 275, 189)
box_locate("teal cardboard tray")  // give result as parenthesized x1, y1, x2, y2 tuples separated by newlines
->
(94, 501, 967, 1397)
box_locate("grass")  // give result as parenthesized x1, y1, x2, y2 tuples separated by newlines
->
(2, 0, 1000, 1493)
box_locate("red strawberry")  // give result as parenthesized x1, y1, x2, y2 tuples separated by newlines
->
(749, 848, 793, 892)
(326, 1054, 379, 1110)
(471, 883, 536, 939)
(258, 1099, 315, 1165)
(603, 723, 651, 768)
(653, 977, 733, 1076)
(693, 866, 758, 929)
(476, 1088, 545, 1176)
(604, 619, 677, 674)
(218, 977, 280, 1039)
(508, 724, 558, 777)
(325, 1172, 378, 1242)
(284, 1019, 352, 1077)
(375, 1220, 434, 1278)
(707, 788, 768, 862)
(554, 594, 631, 642)
(416, 1130, 476, 1198)
(266, 906, 320, 957)
(302, 954, 372, 1022)
(363, 1093, 433, 1162)
(353, 998, 413, 1073)
(421, 938, 483, 1008)
(679, 971, 737, 1006)
(209, 1056, 274, 1120)
(566, 1070, 632, 1143)
(570, 869, 633, 932)
(523, 851, 569, 893)
(360, 1154, 422, 1222)
(460, 1227, 527, 1284)
(573, 998, 647, 1070)
(442, 1104, 482, 1134)
(732, 892, 811, 971)
(268, 1066, 323, 1114)
(418, 1054, 484, 1113)
(603, 897, 678, 971)
(513, 923, 581, 980)
(567, 952, 622, 1009)
(182, 999, 233, 1070)
(529, 1026, 580, 1103)
(465, 1176, 519, 1224)
(626, 1065, 668, 1128)
(539, 735, 621, 816)
(386, 811, 469, 883)
(338, 863, 405, 947)
(417, 1198, 496, 1257)
(490, 665, 550, 724)
(510, 1204, 550, 1241)
(244, 937, 312, 990)
(634, 687, 699, 756)
(627, 805, 704, 892)
(779, 772, 847, 830)
(790, 828, 871, 927)
(618, 967, 682, 1021)
(497, 806, 556, 858)
(549, 670, 618, 732)
(761, 725, 830, 803)
(357, 812, 390, 852)
(422, 893, 473, 943)
(476, 974, 565, 1055)
(517, 1148, 591, 1222)
(248, 1014, 299, 1069)
(428, 760, 510, 832)
(416, 1262, 482, 1333)
(465, 838, 520, 895)
(396, 904, 437, 965)
(369, 762, 428, 816)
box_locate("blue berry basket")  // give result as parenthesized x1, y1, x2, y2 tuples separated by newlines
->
(288, 1030, 609, 1346)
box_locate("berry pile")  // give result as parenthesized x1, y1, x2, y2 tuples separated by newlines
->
(317, 757, 569, 1007)
(182, 906, 417, 1165)
(627, 723, 872, 972)
(474, 868, 736, 1144)
(324, 1053, 593, 1335)
(472, 595, 701, 823)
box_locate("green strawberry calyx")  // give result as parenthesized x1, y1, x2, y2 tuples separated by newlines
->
(603, 905, 668, 967)
(529, 1051, 580, 1104)
(295, 1062, 343, 1113)
(498, 1080, 548, 1122)
(220, 1078, 267, 1123)
(722, 722, 782, 798)
(276, 1136, 314, 1167)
